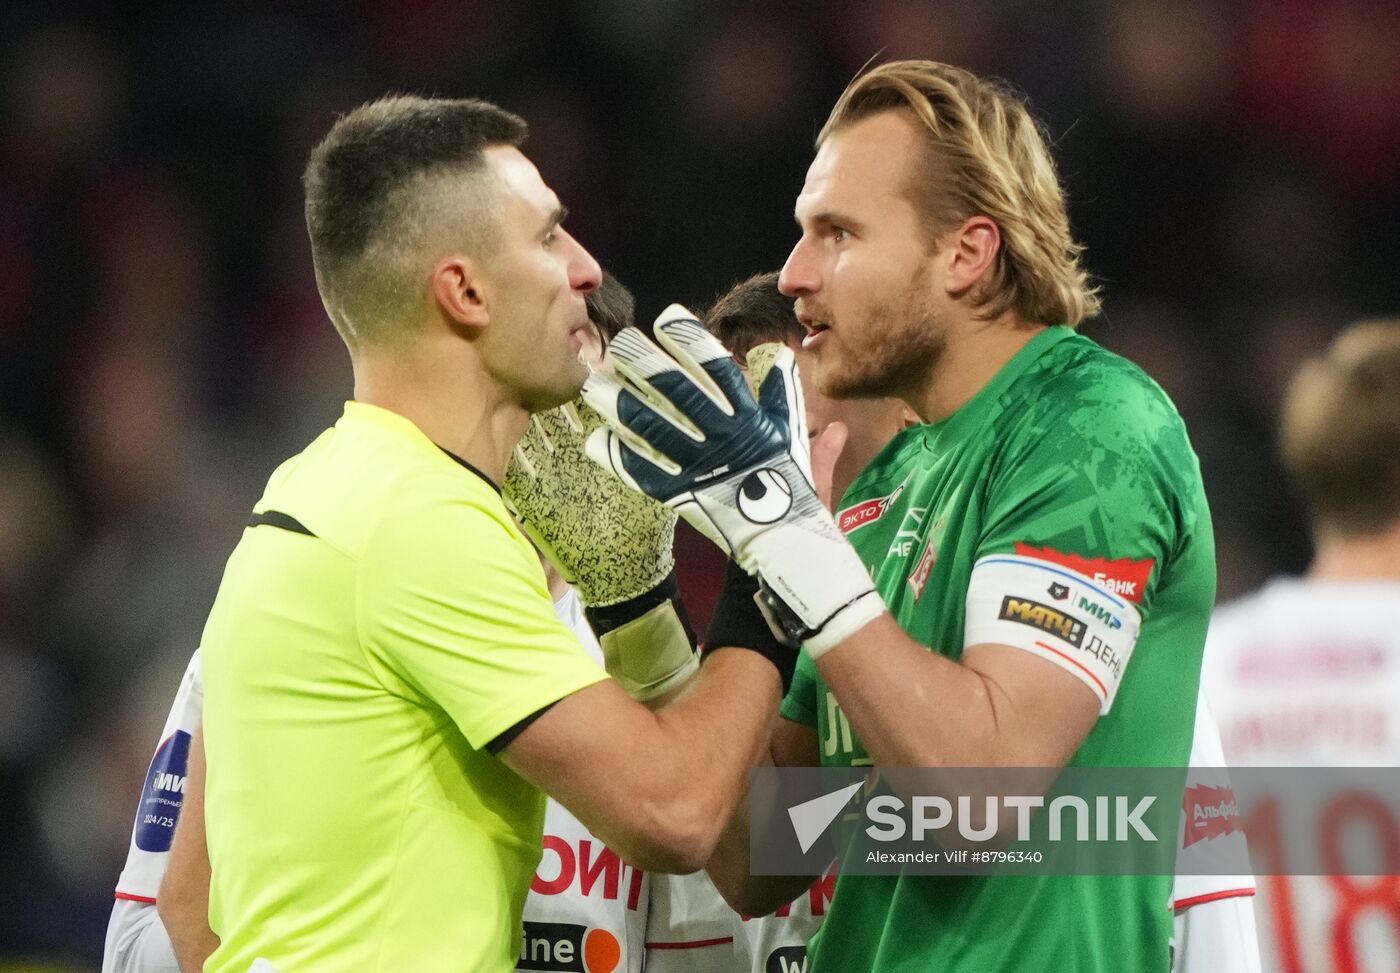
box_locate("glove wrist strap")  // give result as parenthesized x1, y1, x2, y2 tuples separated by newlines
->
(803, 590, 886, 658)
(585, 572, 700, 702)
(755, 583, 886, 658)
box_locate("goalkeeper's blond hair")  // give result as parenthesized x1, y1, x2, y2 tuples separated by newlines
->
(820, 60, 1099, 327)
(1282, 320, 1400, 537)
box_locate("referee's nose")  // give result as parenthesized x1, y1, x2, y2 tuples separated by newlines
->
(563, 229, 601, 295)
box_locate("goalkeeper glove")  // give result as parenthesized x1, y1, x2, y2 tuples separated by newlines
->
(581, 305, 886, 658)
(504, 400, 698, 700)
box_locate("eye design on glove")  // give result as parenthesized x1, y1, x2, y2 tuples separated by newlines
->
(737, 468, 794, 524)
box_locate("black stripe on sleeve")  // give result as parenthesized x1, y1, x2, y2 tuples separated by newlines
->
(247, 510, 317, 537)
(485, 700, 559, 755)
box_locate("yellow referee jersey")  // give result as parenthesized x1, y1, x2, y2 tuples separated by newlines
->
(200, 401, 607, 973)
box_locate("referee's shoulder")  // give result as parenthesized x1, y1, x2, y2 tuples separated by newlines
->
(385, 453, 508, 513)
(377, 453, 519, 546)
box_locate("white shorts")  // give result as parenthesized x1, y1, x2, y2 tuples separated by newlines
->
(101, 897, 180, 973)
(1173, 894, 1262, 973)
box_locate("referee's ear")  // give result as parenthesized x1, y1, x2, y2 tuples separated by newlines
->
(431, 254, 491, 334)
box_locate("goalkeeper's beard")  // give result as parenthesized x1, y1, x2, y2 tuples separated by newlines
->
(818, 266, 947, 403)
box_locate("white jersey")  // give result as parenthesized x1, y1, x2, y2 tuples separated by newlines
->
(1171, 692, 1261, 973)
(645, 868, 831, 973)
(1203, 577, 1400, 973)
(114, 649, 204, 904)
(518, 588, 649, 973)
(103, 650, 203, 973)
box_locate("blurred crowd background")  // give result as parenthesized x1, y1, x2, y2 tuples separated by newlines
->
(1, 0, 1398, 967)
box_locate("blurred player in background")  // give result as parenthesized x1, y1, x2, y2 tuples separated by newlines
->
(187, 94, 790, 973)
(1170, 691, 1260, 972)
(1204, 320, 1400, 973)
(583, 60, 1217, 970)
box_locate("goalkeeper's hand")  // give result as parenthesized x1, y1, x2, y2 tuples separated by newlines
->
(504, 400, 697, 700)
(581, 305, 886, 657)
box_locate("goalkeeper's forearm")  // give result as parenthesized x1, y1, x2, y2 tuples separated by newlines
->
(703, 729, 818, 918)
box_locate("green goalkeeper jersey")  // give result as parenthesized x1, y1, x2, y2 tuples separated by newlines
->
(781, 326, 1215, 971)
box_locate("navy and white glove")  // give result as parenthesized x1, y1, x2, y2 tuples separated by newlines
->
(581, 305, 886, 657)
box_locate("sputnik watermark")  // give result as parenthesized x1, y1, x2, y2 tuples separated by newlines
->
(862, 793, 1158, 843)
(749, 767, 1217, 877)
(755, 766, 1400, 876)
(788, 781, 864, 854)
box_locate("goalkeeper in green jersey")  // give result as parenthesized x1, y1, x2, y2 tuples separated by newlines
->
(582, 61, 1215, 972)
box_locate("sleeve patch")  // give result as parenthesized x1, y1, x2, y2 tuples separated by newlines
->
(1013, 543, 1155, 605)
(1173, 767, 1256, 905)
(133, 729, 192, 852)
(965, 554, 1143, 714)
(1181, 783, 1245, 848)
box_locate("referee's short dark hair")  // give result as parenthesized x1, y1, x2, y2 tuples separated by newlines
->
(303, 95, 527, 347)
(703, 272, 804, 359)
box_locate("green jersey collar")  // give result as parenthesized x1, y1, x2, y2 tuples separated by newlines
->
(838, 325, 1074, 505)
(923, 324, 1074, 451)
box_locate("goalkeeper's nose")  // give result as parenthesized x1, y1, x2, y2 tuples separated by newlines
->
(778, 236, 821, 299)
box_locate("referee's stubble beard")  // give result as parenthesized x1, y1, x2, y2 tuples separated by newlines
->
(472, 145, 602, 414)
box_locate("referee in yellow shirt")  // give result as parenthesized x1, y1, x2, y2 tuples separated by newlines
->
(197, 97, 782, 973)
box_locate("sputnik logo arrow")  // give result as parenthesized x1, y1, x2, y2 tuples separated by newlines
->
(788, 780, 865, 853)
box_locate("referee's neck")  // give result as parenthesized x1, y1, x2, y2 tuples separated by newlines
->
(351, 343, 527, 487)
